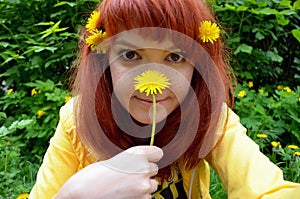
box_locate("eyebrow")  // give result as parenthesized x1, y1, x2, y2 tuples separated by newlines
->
(113, 39, 180, 52)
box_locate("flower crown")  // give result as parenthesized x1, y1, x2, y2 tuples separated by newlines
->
(85, 11, 220, 52)
(85, 11, 107, 53)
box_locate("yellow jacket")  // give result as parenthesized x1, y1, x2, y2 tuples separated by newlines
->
(30, 100, 300, 198)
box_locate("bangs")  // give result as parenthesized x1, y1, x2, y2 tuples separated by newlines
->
(100, 0, 213, 41)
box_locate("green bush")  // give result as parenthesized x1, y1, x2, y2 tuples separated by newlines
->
(211, 0, 300, 87)
(234, 82, 300, 181)
(0, 0, 99, 197)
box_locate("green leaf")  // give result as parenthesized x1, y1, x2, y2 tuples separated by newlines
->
(0, 66, 19, 77)
(280, 0, 292, 8)
(0, 126, 9, 137)
(276, 14, 290, 26)
(279, 10, 296, 15)
(7, 120, 33, 132)
(257, 2, 268, 7)
(236, 5, 248, 11)
(255, 32, 265, 40)
(255, 8, 278, 15)
(54, 1, 76, 7)
(291, 29, 300, 43)
(293, 0, 300, 10)
(234, 44, 253, 55)
(0, 42, 10, 48)
(266, 50, 283, 62)
(35, 22, 55, 26)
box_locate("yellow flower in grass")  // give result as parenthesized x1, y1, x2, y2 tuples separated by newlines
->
(134, 70, 171, 146)
(271, 141, 281, 148)
(277, 85, 283, 90)
(86, 30, 107, 51)
(199, 21, 220, 43)
(283, 86, 292, 93)
(17, 193, 29, 199)
(7, 89, 13, 95)
(288, 145, 299, 150)
(37, 110, 45, 119)
(257, 134, 268, 139)
(294, 152, 300, 156)
(86, 11, 100, 33)
(31, 88, 38, 96)
(134, 70, 171, 96)
(65, 96, 72, 103)
(237, 90, 246, 98)
(259, 89, 264, 94)
(248, 81, 253, 88)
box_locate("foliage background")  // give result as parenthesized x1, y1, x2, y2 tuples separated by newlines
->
(0, 0, 299, 198)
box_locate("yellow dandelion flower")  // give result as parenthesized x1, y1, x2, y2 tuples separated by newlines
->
(134, 70, 171, 96)
(257, 134, 268, 138)
(17, 193, 29, 199)
(294, 152, 300, 156)
(37, 110, 45, 119)
(85, 11, 100, 33)
(134, 70, 171, 146)
(288, 145, 299, 150)
(31, 88, 38, 96)
(65, 96, 72, 103)
(7, 89, 13, 95)
(199, 21, 220, 43)
(237, 90, 246, 98)
(277, 85, 283, 90)
(298, 97, 300, 102)
(283, 86, 292, 93)
(248, 81, 253, 88)
(86, 30, 106, 51)
(259, 89, 264, 94)
(271, 141, 280, 147)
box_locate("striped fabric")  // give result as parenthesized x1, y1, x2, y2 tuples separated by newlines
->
(152, 166, 187, 199)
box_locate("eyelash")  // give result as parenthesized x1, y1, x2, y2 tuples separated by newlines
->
(117, 49, 186, 64)
(118, 49, 141, 62)
(166, 52, 186, 64)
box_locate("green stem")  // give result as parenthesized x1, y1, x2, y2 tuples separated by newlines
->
(150, 94, 156, 146)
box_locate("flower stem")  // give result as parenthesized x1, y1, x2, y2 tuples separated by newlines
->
(150, 94, 156, 146)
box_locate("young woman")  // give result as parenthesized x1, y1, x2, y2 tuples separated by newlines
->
(30, 0, 300, 198)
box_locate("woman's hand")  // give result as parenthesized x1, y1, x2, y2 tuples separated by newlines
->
(55, 146, 163, 199)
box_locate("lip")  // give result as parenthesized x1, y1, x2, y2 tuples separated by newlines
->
(134, 96, 167, 104)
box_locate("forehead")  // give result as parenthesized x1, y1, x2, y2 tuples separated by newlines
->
(112, 30, 179, 51)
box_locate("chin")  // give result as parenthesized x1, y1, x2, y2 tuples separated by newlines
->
(130, 107, 169, 125)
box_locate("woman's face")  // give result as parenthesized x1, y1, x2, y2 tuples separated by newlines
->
(109, 31, 194, 124)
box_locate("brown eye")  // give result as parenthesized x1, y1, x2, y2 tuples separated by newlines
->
(120, 50, 140, 61)
(125, 51, 135, 59)
(170, 53, 180, 61)
(167, 52, 185, 63)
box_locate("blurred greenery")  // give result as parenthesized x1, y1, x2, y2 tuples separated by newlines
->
(0, 0, 299, 198)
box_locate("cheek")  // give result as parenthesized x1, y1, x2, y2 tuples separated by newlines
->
(169, 67, 194, 103)
(110, 64, 146, 111)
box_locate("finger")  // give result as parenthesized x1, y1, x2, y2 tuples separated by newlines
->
(148, 162, 159, 177)
(149, 179, 159, 193)
(101, 146, 163, 174)
(127, 145, 163, 162)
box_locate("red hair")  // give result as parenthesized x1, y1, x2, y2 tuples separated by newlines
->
(72, 0, 234, 180)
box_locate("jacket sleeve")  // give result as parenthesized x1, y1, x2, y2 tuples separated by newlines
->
(29, 101, 79, 199)
(206, 108, 300, 199)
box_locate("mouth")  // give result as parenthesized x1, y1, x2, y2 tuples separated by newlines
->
(134, 96, 167, 104)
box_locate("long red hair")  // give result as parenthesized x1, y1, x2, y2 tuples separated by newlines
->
(72, 0, 234, 180)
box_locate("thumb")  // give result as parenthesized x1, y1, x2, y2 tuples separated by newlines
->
(127, 145, 163, 163)
(101, 146, 163, 174)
